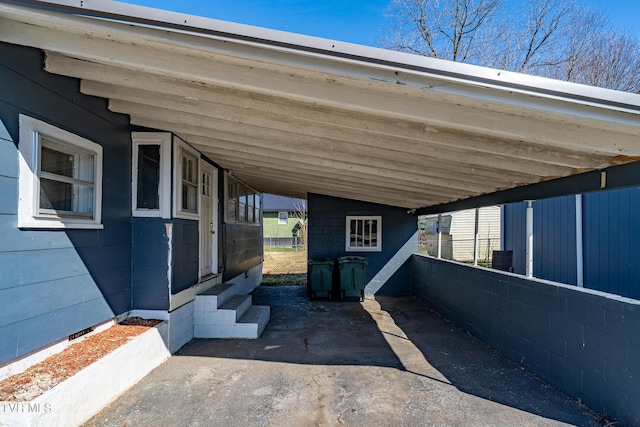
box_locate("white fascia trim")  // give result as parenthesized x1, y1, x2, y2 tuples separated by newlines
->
(17, 114, 103, 230)
(172, 137, 201, 220)
(6, 0, 640, 115)
(131, 132, 171, 219)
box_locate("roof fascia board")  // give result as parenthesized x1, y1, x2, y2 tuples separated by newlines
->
(3, 0, 640, 115)
(416, 161, 640, 215)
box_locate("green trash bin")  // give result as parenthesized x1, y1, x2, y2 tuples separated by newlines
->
(337, 256, 368, 301)
(308, 258, 335, 300)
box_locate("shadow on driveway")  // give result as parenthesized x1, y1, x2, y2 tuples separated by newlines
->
(86, 286, 601, 427)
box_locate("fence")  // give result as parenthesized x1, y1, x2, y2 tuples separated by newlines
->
(264, 236, 304, 249)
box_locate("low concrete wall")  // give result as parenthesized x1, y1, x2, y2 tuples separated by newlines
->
(412, 254, 640, 427)
(0, 322, 171, 427)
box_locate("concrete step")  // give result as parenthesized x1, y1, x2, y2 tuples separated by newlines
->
(194, 282, 236, 312)
(194, 305, 270, 339)
(196, 294, 251, 326)
(219, 295, 252, 322)
(238, 305, 270, 338)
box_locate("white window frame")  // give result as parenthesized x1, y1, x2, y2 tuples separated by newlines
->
(224, 173, 261, 225)
(18, 115, 103, 229)
(346, 215, 382, 252)
(173, 139, 200, 220)
(132, 132, 171, 218)
(278, 211, 288, 225)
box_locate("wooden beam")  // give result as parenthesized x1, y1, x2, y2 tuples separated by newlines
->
(188, 140, 475, 200)
(41, 48, 640, 157)
(117, 100, 576, 182)
(82, 77, 622, 170)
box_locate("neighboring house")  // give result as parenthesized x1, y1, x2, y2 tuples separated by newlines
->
(262, 194, 306, 247)
(419, 206, 501, 262)
(503, 188, 640, 300)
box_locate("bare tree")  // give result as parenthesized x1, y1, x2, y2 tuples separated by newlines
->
(381, 0, 640, 93)
(383, 0, 501, 62)
(292, 199, 307, 248)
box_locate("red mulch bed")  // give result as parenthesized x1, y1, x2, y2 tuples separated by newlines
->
(0, 318, 162, 401)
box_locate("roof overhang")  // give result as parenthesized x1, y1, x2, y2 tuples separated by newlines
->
(2, 0, 640, 211)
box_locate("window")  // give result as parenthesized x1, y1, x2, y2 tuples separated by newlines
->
(18, 115, 103, 229)
(225, 175, 261, 224)
(254, 194, 261, 224)
(173, 140, 200, 219)
(278, 212, 288, 225)
(346, 216, 382, 252)
(132, 133, 171, 218)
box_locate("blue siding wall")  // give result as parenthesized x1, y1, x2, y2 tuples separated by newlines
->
(505, 190, 640, 299)
(534, 196, 577, 285)
(132, 218, 170, 309)
(0, 43, 132, 364)
(584, 188, 640, 299)
(307, 193, 417, 294)
(503, 202, 527, 273)
(504, 197, 577, 285)
(223, 223, 263, 282)
(172, 219, 200, 293)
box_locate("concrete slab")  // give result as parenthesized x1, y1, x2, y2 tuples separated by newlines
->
(85, 286, 601, 427)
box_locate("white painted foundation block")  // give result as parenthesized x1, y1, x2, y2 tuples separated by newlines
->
(0, 322, 171, 427)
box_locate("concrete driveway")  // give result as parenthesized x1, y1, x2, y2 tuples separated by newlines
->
(85, 286, 601, 426)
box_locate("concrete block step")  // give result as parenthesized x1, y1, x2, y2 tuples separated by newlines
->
(194, 282, 236, 312)
(194, 305, 270, 339)
(219, 295, 252, 322)
(238, 305, 270, 338)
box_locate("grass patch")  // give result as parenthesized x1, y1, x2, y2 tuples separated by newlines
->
(261, 273, 307, 286)
(262, 247, 307, 286)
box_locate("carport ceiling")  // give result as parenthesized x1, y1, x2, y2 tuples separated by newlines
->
(2, 0, 640, 210)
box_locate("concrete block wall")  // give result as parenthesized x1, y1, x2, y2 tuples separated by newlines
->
(307, 193, 417, 295)
(412, 254, 640, 426)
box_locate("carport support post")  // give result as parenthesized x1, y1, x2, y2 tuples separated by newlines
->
(576, 194, 584, 287)
(526, 201, 534, 278)
(473, 207, 479, 266)
(436, 213, 442, 259)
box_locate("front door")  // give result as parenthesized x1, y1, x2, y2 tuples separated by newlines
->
(200, 162, 218, 278)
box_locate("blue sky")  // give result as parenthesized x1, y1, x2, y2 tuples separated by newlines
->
(122, 0, 640, 46)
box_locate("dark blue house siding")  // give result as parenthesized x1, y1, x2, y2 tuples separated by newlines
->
(503, 202, 527, 274)
(504, 196, 577, 286)
(505, 190, 640, 299)
(171, 219, 200, 294)
(307, 193, 417, 294)
(0, 43, 132, 365)
(223, 223, 263, 282)
(132, 218, 170, 310)
(583, 188, 640, 299)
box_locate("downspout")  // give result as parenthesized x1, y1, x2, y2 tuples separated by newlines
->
(500, 205, 505, 251)
(576, 194, 584, 287)
(526, 201, 534, 278)
(473, 207, 479, 266)
(436, 213, 442, 259)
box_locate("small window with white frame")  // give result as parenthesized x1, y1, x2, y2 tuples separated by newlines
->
(18, 115, 103, 229)
(278, 211, 288, 225)
(346, 216, 382, 252)
(173, 139, 200, 220)
(132, 132, 171, 218)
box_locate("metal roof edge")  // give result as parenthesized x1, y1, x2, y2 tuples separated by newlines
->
(3, 0, 640, 113)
